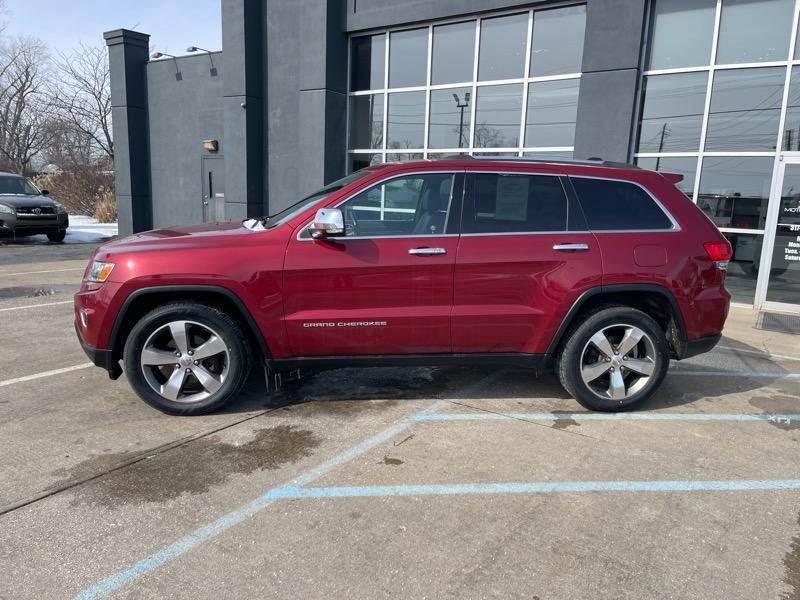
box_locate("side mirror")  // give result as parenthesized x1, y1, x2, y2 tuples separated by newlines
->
(40, 189, 49, 196)
(308, 208, 344, 239)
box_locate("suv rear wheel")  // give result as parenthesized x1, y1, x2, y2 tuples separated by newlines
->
(557, 306, 669, 412)
(123, 302, 251, 415)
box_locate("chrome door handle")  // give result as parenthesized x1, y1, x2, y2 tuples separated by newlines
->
(409, 247, 447, 256)
(553, 243, 589, 252)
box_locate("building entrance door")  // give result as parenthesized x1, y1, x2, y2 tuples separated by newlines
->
(760, 158, 800, 311)
(201, 156, 225, 223)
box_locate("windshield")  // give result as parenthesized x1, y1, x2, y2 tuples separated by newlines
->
(0, 175, 41, 196)
(252, 170, 373, 229)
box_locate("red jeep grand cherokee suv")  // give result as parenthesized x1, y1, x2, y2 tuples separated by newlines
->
(74, 157, 731, 415)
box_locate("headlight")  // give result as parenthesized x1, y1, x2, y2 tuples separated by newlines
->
(87, 261, 115, 283)
(54, 202, 67, 214)
(0, 203, 14, 214)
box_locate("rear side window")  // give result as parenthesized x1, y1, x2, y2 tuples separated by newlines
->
(463, 173, 569, 233)
(570, 177, 674, 231)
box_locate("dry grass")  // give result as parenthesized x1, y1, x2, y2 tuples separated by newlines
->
(93, 188, 117, 223)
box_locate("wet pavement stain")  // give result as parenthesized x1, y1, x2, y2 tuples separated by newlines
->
(783, 512, 800, 600)
(382, 456, 404, 465)
(750, 397, 800, 431)
(282, 367, 449, 415)
(59, 426, 320, 507)
(550, 410, 580, 430)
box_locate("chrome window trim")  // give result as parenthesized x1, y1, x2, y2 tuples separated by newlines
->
(567, 174, 682, 232)
(296, 169, 462, 241)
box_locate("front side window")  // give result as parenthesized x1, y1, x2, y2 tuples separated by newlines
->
(463, 173, 569, 234)
(571, 178, 674, 231)
(338, 173, 457, 237)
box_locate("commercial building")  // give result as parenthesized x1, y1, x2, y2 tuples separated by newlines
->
(106, 0, 800, 313)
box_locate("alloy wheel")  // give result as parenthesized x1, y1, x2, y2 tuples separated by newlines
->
(579, 324, 657, 401)
(139, 320, 230, 403)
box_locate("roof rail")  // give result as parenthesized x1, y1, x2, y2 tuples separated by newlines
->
(432, 154, 639, 169)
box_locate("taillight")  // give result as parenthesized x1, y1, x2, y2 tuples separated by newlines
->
(704, 241, 733, 271)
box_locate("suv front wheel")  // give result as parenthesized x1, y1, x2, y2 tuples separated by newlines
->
(557, 306, 670, 412)
(123, 302, 251, 415)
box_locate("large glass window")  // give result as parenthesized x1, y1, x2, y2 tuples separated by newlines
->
(635, 156, 697, 197)
(525, 79, 579, 148)
(705, 67, 784, 151)
(638, 72, 707, 153)
(474, 84, 523, 148)
(428, 87, 472, 149)
(478, 13, 528, 81)
(716, 0, 794, 65)
(697, 156, 773, 230)
(350, 34, 385, 92)
(637, 0, 800, 306)
(389, 29, 427, 88)
(349, 6, 586, 163)
(529, 5, 586, 76)
(431, 21, 475, 85)
(646, 0, 716, 70)
(349, 94, 384, 150)
(387, 91, 425, 149)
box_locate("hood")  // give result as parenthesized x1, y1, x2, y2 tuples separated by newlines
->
(0, 194, 57, 208)
(96, 219, 258, 256)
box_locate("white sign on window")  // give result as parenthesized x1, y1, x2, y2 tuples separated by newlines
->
(495, 176, 529, 221)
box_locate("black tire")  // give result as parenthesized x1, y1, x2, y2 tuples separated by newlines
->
(123, 302, 251, 415)
(556, 306, 670, 412)
(46, 229, 66, 243)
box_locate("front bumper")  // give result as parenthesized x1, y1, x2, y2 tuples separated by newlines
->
(0, 213, 69, 236)
(75, 321, 122, 379)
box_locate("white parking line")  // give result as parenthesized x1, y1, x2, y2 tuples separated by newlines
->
(0, 267, 84, 276)
(0, 363, 93, 387)
(0, 300, 73, 313)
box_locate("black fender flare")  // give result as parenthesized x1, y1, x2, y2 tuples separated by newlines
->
(108, 284, 272, 360)
(544, 283, 688, 357)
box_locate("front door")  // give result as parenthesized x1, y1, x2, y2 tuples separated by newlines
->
(201, 156, 225, 223)
(452, 171, 602, 354)
(762, 159, 800, 309)
(282, 171, 463, 356)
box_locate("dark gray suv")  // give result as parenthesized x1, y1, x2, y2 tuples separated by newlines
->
(0, 172, 69, 242)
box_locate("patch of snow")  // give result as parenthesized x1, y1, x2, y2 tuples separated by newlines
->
(66, 215, 117, 244)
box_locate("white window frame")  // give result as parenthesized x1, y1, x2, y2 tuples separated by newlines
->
(634, 0, 800, 309)
(346, 2, 586, 168)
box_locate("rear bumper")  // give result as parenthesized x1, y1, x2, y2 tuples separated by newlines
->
(75, 321, 122, 379)
(681, 333, 722, 359)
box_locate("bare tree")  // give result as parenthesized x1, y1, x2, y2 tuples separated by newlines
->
(52, 43, 112, 166)
(0, 37, 55, 175)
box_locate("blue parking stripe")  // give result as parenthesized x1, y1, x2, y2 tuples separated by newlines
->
(74, 369, 514, 599)
(414, 412, 800, 422)
(284, 479, 800, 498)
(73, 405, 443, 600)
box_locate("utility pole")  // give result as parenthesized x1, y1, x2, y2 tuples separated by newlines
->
(655, 122, 668, 171)
(453, 92, 471, 149)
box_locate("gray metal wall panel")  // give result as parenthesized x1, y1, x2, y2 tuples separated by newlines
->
(146, 55, 224, 228)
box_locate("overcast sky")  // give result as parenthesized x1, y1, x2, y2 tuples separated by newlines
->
(4, 0, 222, 56)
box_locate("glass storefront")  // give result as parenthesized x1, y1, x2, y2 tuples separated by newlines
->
(637, 0, 800, 309)
(347, 4, 586, 168)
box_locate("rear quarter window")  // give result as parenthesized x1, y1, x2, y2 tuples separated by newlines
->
(570, 177, 674, 231)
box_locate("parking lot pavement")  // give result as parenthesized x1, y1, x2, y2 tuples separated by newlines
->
(1, 246, 799, 600)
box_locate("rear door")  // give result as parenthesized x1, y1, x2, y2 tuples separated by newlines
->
(452, 170, 602, 355)
(282, 171, 463, 356)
